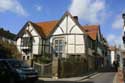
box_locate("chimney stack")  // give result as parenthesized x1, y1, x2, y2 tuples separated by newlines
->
(73, 16, 78, 21)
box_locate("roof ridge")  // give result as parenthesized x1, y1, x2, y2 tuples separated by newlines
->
(35, 20, 58, 24)
(82, 24, 99, 27)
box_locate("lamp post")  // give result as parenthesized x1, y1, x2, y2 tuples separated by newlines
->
(122, 13, 125, 45)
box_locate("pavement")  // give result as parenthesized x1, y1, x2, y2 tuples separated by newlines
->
(80, 72, 115, 83)
(113, 73, 117, 83)
(113, 72, 124, 83)
(38, 72, 99, 81)
(38, 72, 116, 83)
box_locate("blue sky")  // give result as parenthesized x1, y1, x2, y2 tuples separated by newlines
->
(0, 0, 124, 45)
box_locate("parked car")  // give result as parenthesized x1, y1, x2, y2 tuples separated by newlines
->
(0, 59, 38, 83)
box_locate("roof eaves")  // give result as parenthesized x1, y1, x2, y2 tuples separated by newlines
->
(16, 21, 30, 40)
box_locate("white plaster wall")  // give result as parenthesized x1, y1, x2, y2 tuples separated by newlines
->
(68, 45, 75, 54)
(76, 35, 84, 44)
(28, 25, 41, 55)
(60, 17, 67, 33)
(67, 16, 75, 33)
(76, 35, 85, 53)
(68, 35, 74, 44)
(76, 46, 85, 53)
(16, 38, 21, 52)
(23, 33, 29, 37)
(67, 35, 85, 54)
(25, 23, 40, 37)
(53, 26, 64, 35)
(30, 28, 39, 36)
(71, 25, 83, 34)
(32, 37, 39, 54)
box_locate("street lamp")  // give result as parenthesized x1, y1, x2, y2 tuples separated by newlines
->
(122, 13, 125, 44)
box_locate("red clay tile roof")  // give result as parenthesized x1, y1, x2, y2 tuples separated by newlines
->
(31, 20, 58, 38)
(81, 25, 99, 40)
(32, 20, 99, 40)
(29, 12, 99, 40)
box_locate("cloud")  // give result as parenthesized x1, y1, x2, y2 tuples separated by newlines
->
(35, 5, 42, 12)
(69, 0, 106, 23)
(0, 0, 28, 16)
(112, 15, 123, 29)
(107, 34, 122, 45)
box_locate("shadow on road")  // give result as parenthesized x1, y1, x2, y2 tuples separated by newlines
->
(37, 80, 94, 83)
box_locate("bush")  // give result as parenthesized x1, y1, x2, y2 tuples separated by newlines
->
(0, 40, 21, 59)
(34, 53, 52, 64)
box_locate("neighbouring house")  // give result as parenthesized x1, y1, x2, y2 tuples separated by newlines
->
(101, 37, 110, 67)
(0, 28, 16, 44)
(16, 12, 109, 71)
(83, 25, 109, 70)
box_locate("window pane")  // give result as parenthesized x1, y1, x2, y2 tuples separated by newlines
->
(55, 40, 58, 44)
(54, 39, 64, 53)
(21, 37, 32, 47)
(55, 46, 58, 51)
(59, 45, 63, 52)
(59, 40, 63, 45)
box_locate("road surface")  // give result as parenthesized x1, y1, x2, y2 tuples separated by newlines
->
(37, 72, 115, 83)
(80, 72, 115, 83)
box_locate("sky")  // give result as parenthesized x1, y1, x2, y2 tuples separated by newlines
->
(0, 0, 124, 45)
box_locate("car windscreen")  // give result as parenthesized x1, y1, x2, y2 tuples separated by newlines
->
(7, 60, 30, 69)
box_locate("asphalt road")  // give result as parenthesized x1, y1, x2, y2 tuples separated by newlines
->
(80, 72, 115, 83)
(37, 72, 115, 83)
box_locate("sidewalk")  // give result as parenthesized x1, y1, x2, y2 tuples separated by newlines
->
(39, 72, 98, 81)
(113, 73, 118, 83)
(113, 72, 124, 83)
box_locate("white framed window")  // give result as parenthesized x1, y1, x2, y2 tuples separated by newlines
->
(54, 39, 64, 55)
(21, 37, 32, 47)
